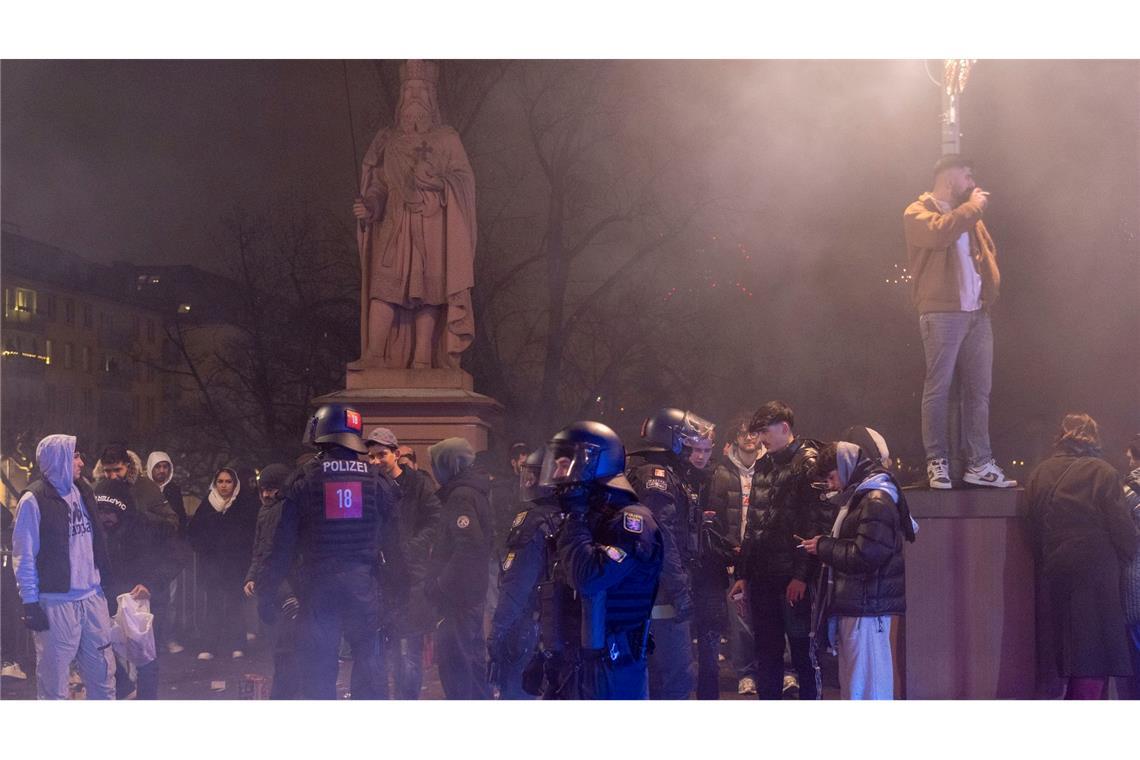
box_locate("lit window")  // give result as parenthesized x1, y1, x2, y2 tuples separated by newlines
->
(15, 288, 36, 314)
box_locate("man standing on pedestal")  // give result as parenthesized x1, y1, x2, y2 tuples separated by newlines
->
(903, 154, 1016, 490)
(351, 59, 477, 371)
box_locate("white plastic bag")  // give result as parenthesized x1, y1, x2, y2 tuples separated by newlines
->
(110, 593, 156, 666)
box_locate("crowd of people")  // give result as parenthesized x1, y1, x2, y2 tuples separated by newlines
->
(1, 154, 1137, 701)
(2, 401, 1136, 701)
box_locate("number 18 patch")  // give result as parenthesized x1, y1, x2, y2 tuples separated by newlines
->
(324, 481, 363, 520)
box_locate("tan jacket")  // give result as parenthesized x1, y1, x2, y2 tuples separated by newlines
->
(903, 192, 1000, 313)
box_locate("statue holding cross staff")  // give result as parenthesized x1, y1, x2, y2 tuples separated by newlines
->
(350, 60, 477, 371)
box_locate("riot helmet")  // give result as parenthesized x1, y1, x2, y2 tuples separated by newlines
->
(538, 421, 634, 497)
(304, 403, 368, 454)
(519, 448, 553, 503)
(639, 407, 716, 456)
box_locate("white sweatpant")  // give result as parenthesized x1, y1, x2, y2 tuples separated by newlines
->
(33, 593, 117, 700)
(835, 615, 894, 700)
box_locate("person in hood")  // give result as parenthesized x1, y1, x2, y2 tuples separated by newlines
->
(146, 451, 187, 533)
(1024, 413, 1137, 700)
(426, 436, 494, 699)
(708, 413, 765, 695)
(145, 450, 191, 655)
(94, 478, 178, 699)
(188, 466, 257, 660)
(903, 154, 1016, 492)
(801, 439, 916, 699)
(11, 434, 117, 699)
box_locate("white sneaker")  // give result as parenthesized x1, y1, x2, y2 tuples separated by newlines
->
(231, 650, 244, 659)
(1, 661, 28, 680)
(964, 459, 1018, 488)
(196, 651, 214, 661)
(737, 676, 757, 695)
(167, 641, 185, 654)
(927, 458, 952, 490)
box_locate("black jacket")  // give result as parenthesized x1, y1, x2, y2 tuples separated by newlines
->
(816, 488, 907, 617)
(385, 467, 443, 635)
(740, 437, 828, 582)
(426, 466, 494, 611)
(189, 488, 258, 587)
(626, 449, 694, 616)
(707, 452, 764, 551)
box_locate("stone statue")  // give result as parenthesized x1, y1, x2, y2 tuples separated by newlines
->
(350, 60, 476, 371)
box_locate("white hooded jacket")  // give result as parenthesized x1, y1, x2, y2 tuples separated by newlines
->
(12, 434, 102, 603)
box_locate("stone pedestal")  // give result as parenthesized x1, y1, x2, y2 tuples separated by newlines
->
(316, 376, 502, 462)
(899, 486, 1037, 699)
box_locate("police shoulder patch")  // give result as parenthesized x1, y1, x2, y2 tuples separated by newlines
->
(603, 545, 627, 563)
(653, 468, 666, 478)
(502, 551, 515, 571)
(511, 511, 527, 529)
(645, 478, 667, 491)
(457, 515, 471, 529)
(623, 512, 644, 534)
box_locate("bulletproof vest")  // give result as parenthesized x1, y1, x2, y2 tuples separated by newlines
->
(296, 453, 384, 572)
(537, 503, 662, 658)
(626, 452, 694, 558)
(537, 522, 579, 654)
(599, 505, 660, 634)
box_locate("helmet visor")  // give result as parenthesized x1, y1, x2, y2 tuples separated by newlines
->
(538, 440, 602, 488)
(680, 411, 715, 447)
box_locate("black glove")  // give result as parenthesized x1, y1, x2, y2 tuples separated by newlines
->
(22, 602, 49, 632)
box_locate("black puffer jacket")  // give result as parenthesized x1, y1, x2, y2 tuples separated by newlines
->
(740, 437, 826, 582)
(816, 488, 907, 616)
(707, 453, 764, 551)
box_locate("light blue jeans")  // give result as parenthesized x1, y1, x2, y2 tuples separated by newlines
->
(919, 310, 994, 466)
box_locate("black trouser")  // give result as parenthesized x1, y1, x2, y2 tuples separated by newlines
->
(199, 573, 245, 656)
(295, 566, 383, 699)
(748, 575, 818, 700)
(437, 601, 489, 699)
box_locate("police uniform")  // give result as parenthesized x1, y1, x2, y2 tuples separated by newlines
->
(261, 451, 395, 700)
(536, 498, 664, 699)
(487, 502, 561, 699)
(680, 461, 733, 699)
(626, 449, 696, 700)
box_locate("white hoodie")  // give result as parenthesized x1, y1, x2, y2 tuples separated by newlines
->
(146, 450, 174, 489)
(12, 434, 102, 603)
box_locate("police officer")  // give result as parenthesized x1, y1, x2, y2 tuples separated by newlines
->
(259, 403, 396, 700)
(679, 430, 736, 700)
(532, 421, 664, 700)
(486, 448, 559, 699)
(626, 407, 714, 699)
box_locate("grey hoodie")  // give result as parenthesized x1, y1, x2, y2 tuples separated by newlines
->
(429, 437, 476, 487)
(12, 434, 102, 603)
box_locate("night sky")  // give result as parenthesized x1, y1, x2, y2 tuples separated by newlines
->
(3, 59, 1137, 467)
